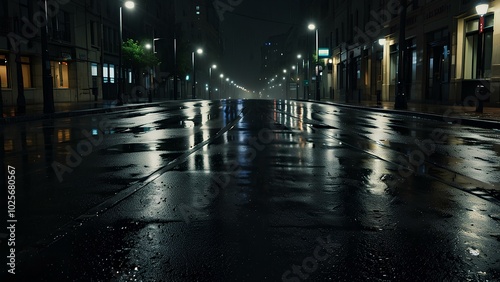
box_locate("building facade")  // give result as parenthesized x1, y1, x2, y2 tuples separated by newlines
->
(0, 0, 222, 110)
(288, 0, 499, 106)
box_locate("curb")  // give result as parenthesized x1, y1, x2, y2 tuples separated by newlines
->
(0, 102, 165, 125)
(299, 99, 500, 130)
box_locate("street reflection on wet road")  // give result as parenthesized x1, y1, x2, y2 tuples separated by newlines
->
(3, 99, 499, 281)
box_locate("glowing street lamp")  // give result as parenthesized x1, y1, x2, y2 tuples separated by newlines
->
(118, 0, 135, 105)
(308, 23, 320, 100)
(209, 64, 217, 99)
(191, 48, 203, 99)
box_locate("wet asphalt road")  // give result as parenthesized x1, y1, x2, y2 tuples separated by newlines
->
(2, 99, 500, 281)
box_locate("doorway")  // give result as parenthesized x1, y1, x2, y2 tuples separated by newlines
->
(426, 29, 450, 102)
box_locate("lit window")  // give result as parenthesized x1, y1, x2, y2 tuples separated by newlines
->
(103, 63, 108, 83)
(464, 15, 494, 79)
(109, 64, 115, 83)
(21, 57, 32, 88)
(0, 54, 9, 88)
(91, 63, 98, 77)
(50, 61, 69, 88)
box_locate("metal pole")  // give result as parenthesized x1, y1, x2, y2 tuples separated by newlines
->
(315, 29, 320, 101)
(303, 59, 306, 99)
(42, 0, 54, 113)
(192, 52, 196, 99)
(395, 0, 408, 109)
(296, 62, 299, 99)
(173, 37, 177, 100)
(117, 6, 124, 105)
(209, 67, 212, 100)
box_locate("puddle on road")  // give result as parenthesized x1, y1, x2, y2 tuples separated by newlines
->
(466, 247, 481, 256)
(101, 143, 187, 154)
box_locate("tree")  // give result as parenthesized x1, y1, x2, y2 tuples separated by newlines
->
(122, 39, 159, 71)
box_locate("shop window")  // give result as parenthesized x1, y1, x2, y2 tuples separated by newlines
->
(464, 14, 494, 79)
(21, 56, 32, 88)
(0, 54, 9, 88)
(103, 64, 115, 83)
(51, 61, 69, 88)
(103, 63, 108, 83)
(109, 64, 115, 83)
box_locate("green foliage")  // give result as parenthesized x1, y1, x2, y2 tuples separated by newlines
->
(122, 39, 159, 70)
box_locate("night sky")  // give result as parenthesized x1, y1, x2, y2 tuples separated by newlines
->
(220, 0, 300, 90)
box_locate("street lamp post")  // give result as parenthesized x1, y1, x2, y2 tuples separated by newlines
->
(192, 48, 203, 99)
(309, 23, 320, 101)
(475, 1, 489, 113)
(296, 54, 302, 100)
(283, 69, 288, 99)
(476, 2, 489, 78)
(146, 37, 163, 102)
(118, 0, 135, 106)
(219, 73, 224, 99)
(209, 64, 216, 99)
(394, 0, 408, 109)
(173, 35, 178, 100)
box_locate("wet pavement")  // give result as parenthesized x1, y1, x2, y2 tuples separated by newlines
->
(1, 99, 500, 281)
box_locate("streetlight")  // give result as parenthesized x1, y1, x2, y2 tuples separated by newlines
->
(192, 48, 203, 99)
(475, 1, 489, 113)
(308, 23, 320, 101)
(476, 1, 489, 79)
(209, 64, 217, 99)
(395, 0, 408, 109)
(118, 0, 135, 105)
(146, 38, 164, 101)
(283, 69, 288, 99)
(219, 73, 224, 99)
(297, 54, 305, 100)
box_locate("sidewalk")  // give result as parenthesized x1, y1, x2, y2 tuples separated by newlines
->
(0, 99, 167, 124)
(314, 99, 500, 129)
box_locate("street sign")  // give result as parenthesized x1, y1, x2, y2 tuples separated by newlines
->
(318, 48, 330, 58)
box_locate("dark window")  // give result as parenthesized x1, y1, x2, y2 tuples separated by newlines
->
(90, 21, 96, 46)
(19, 0, 31, 20)
(50, 10, 71, 42)
(103, 26, 109, 52)
(0, 0, 7, 18)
